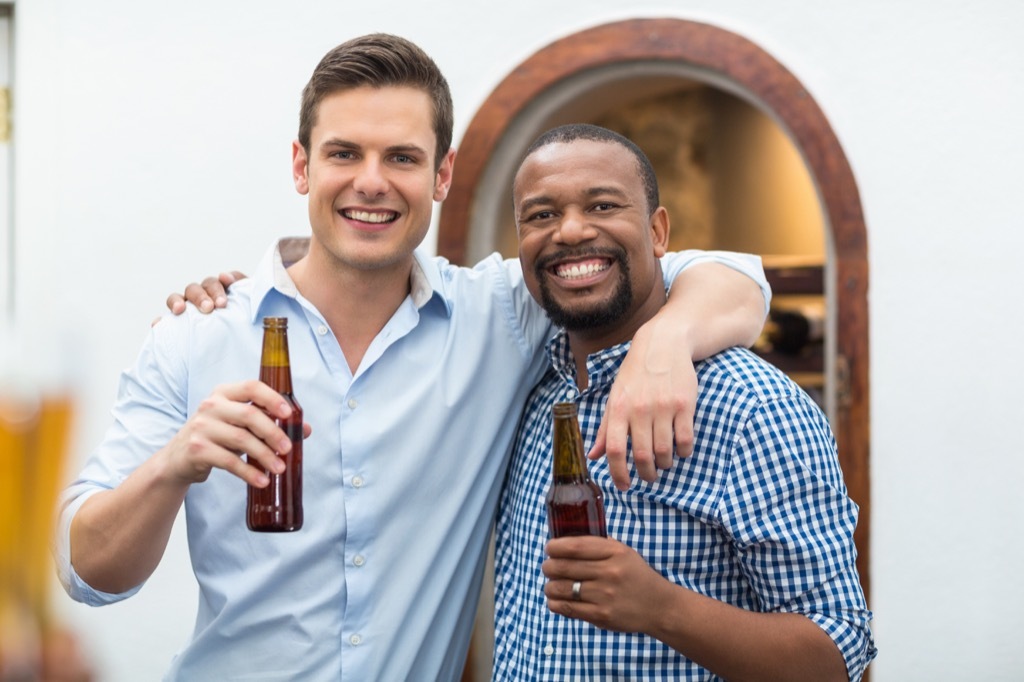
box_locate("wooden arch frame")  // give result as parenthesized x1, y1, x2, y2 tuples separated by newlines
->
(437, 18, 870, 590)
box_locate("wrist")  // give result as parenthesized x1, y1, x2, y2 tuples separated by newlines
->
(647, 580, 697, 644)
(152, 444, 203, 490)
(639, 310, 701, 362)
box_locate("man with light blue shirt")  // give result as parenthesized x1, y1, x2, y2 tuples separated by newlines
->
(55, 35, 769, 680)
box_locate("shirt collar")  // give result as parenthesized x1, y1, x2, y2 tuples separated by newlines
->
(246, 240, 298, 323)
(410, 251, 451, 315)
(247, 239, 453, 323)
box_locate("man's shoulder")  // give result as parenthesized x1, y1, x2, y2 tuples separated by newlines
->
(421, 251, 518, 278)
(417, 251, 528, 305)
(152, 281, 257, 344)
(696, 347, 807, 405)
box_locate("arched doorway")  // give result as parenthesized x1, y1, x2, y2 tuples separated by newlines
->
(440, 18, 870, 678)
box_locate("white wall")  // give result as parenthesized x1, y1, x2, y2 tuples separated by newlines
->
(11, 0, 1024, 679)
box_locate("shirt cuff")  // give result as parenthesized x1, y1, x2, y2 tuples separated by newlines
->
(54, 487, 146, 606)
(806, 611, 877, 682)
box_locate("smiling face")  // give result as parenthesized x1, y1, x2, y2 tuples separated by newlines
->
(514, 138, 669, 350)
(292, 85, 454, 277)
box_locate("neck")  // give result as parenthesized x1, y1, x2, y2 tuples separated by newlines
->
(288, 243, 414, 372)
(566, 287, 667, 389)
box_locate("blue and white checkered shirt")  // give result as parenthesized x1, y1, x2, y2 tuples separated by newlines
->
(494, 331, 876, 681)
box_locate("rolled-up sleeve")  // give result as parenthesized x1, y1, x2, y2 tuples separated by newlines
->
(54, 316, 190, 605)
(722, 392, 876, 680)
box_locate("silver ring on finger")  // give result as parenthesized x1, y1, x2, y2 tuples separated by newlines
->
(571, 580, 582, 602)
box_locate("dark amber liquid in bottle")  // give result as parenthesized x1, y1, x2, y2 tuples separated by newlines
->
(247, 318, 303, 532)
(545, 402, 607, 538)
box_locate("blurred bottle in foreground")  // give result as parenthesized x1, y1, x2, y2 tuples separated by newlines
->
(1, 324, 93, 680)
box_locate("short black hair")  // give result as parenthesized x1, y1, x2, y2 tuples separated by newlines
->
(522, 124, 660, 215)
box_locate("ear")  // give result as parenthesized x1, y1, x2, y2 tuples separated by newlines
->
(292, 140, 310, 196)
(433, 148, 457, 202)
(649, 206, 670, 257)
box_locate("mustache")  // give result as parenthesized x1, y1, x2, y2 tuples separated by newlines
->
(533, 246, 626, 276)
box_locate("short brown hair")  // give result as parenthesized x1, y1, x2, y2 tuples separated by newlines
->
(298, 34, 454, 170)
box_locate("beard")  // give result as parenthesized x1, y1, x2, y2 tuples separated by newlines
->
(534, 247, 633, 332)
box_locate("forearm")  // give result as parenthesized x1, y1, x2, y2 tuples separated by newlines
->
(69, 450, 190, 594)
(656, 261, 767, 361)
(651, 585, 848, 682)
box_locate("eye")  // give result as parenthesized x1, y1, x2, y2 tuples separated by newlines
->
(592, 202, 618, 212)
(330, 150, 355, 160)
(524, 209, 555, 223)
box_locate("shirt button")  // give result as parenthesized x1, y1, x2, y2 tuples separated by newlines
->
(353, 555, 365, 567)
(317, 325, 328, 336)
(347, 398, 358, 409)
(543, 645, 554, 656)
(352, 475, 364, 488)
(349, 634, 362, 646)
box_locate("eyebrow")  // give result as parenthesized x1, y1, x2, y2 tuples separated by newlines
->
(319, 138, 429, 158)
(517, 185, 630, 213)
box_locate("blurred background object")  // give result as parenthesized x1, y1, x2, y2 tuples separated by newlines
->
(1, 324, 93, 681)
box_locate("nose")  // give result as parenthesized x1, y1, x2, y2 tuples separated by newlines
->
(353, 157, 389, 197)
(554, 209, 596, 245)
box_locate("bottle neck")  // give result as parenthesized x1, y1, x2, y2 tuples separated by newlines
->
(551, 409, 589, 481)
(260, 326, 294, 394)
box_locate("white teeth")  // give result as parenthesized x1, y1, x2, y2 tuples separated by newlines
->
(346, 210, 395, 223)
(555, 261, 609, 280)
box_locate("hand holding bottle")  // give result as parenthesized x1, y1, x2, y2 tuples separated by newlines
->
(158, 380, 306, 489)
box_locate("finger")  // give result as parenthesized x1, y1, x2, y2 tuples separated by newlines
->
(201, 383, 294, 458)
(544, 537, 615, 564)
(630, 413, 657, 484)
(546, 595, 585, 621)
(215, 271, 247, 308)
(165, 293, 187, 316)
(209, 406, 290, 479)
(543, 578, 585, 604)
(218, 380, 294, 421)
(201, 276, 229, 309)
(173, 414, 281, 486)
(673, 411, 695, 458)
(602, 410, 631, 491)
(652, 410, 676, 469)
(218, 271, 247, 286)
(184, 282, 215, 313)
(226, 442, 282, 486)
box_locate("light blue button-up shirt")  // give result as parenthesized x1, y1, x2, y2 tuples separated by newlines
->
(55, 239, 768, 681)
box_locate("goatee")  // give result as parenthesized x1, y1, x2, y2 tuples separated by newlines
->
(535, 247, 633, 332)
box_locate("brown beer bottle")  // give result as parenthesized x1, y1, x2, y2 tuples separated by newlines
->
(247, 317, 303, 532)
(545, 402, 607, 538)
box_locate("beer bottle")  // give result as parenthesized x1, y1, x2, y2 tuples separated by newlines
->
(247, 317, 303, 532)
(545, 402, 607, 538)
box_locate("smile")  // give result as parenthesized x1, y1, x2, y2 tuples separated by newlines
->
(342, 209, 398, 224)
(553, 259, 611, 281)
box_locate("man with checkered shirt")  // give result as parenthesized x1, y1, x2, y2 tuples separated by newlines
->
(493, 124, 876, 681)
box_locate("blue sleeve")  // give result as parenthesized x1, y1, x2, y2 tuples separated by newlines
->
(54, 315, 191, 605)
(660, 249, 772, 315)
(720, 391, 876, 680)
